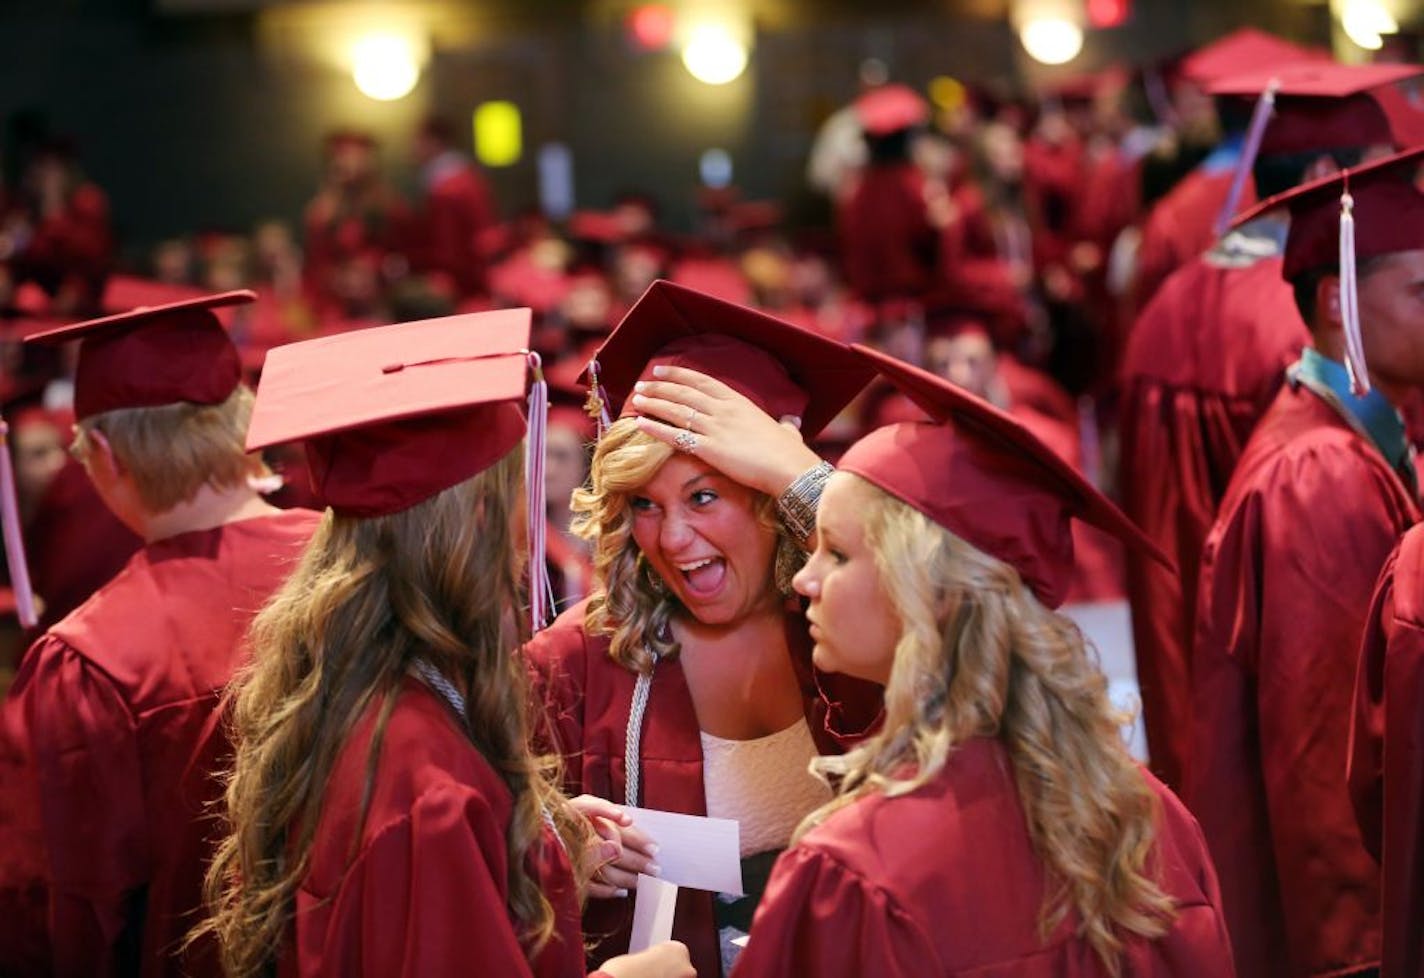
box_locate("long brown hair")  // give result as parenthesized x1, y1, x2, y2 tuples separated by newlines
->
(202, 444, 588, 977)
(804, 480, 1176, 974)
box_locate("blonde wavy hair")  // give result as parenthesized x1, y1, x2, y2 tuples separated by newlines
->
(200, 445, 590, 978)
(72, 384, 270, 512)
(803, 480, 1176, 975)
(570, 417, 800, 674)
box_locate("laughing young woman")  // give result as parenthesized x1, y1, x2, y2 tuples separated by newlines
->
(524, 281, 883, 978)
(728, 347, 1236, 977)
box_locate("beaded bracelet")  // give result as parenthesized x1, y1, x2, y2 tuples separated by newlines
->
(775, 460, 834, 547)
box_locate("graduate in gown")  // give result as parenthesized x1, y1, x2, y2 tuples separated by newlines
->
(525, 281, 883, 978)
(1188, 147, 1424, 978)
(1350, 523, 1424, 978)
(1119, 61, 1424, 792)
(837, 85, 939, 305)
(5, 290, 321, 977)
(1127, 29, 1326, 314)
(201, 310, 691, 978)
(731, 347, 1234, 977)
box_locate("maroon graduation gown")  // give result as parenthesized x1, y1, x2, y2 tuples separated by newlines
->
(23, 459, 143, 632)
(1117, 250, 1308, 791)
(837, 162, 939, 303)
(524, 598, 884, 978)
(1349, 524, 1424, 978)
(1188, 382, 1420, 977)
(413, 160, 497, 298)
(1131, 168, 1248, 318)
(280, 677, 585, 978)
(731, 736, 1235, 977)
(6, 509, 321, 978)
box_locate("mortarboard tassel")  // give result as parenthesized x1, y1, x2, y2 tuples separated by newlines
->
(0, 415, 38, 628)
(525, 352, 555, 632)
(1214, 78, 1280, 239)
(585, 357, 613, 439)
(1338, 186, 1371, 397)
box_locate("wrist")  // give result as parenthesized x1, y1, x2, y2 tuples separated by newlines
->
(775, 460, 834, 548)
(769, 446, 825, 497)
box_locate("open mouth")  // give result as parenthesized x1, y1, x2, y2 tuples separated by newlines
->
(677, 556, 727, 597)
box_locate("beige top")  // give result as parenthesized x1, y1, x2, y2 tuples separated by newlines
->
(700, 719, 834, 858)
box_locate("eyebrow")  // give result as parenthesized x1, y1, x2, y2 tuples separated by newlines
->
(680, 472, 718, 491)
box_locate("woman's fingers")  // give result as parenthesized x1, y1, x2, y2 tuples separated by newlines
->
(569, 794, 633, 826)
(634, 416, 693, 450)
(619, 821, 659, 857)
(629, 392, 702, 430)
(649, 364, 732, 396)
(586, 880, 628, 899)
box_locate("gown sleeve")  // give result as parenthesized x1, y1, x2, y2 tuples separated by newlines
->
(729, 844, 942, 978)
(9, 635, 148, 978)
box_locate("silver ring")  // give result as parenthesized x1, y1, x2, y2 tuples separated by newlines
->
(684, 407, 698, 430)
(673, 429, 699, 453)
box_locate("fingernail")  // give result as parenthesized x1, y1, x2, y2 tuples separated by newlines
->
(646, 843, 660, 856)
(632, 393, 646, 405)
(645, 862, 662, 876)
(653, 365, 668, 377)
(634, 381, 647, 392)
(615, 888, 629, 898)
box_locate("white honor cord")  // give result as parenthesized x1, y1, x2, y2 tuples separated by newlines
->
(624, 659, 656, 806)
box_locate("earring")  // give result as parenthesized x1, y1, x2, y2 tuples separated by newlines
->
(638, 554, 668, 595)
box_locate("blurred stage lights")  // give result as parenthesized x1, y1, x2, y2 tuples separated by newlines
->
(351, 34, 420, 101)
(1341, 0, 1398, 50)
(682, 24, 749, 85)
(628, 4, 676, 51)
(1019, 18, 1084, 65)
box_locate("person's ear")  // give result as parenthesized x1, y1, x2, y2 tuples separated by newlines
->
(81, 428, 126, 483)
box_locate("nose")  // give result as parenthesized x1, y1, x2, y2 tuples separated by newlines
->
(658, 510, 696, 552)
(792, 558, 819, 599)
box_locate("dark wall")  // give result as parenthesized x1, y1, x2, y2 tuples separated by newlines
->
(0, 0, 1269, 265)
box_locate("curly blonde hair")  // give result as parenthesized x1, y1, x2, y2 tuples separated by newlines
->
(570, 418, 801, 674)
(803, 479, 1176, 974)
(200, 444, 590, 978)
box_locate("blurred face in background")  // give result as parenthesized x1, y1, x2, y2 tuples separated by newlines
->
(12, 414, 67, 520)
(927, 328, 998, 402)
(544, 421, 590, 524)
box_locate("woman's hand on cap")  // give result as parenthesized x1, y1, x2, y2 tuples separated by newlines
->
(570, 794, 662, 899)
(631, 365, 821, 497)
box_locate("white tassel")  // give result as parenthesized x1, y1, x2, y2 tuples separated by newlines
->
(525, 353, 555, 632)
(1339, 191, 1371, 397)
(0, 416, 37, 628)
(1214, 80, 1279, 238)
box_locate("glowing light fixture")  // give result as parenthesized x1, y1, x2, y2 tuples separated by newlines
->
(681, 24, 748, 85)
(699, 148, 733, 188)
(1341, 0, 1398, 50)
(351, 33, 420, 101)
(1019, 17, 1084, 65)
(628, 4, 676, 51)
(929, 75, 967, 112)
(473, 101, 523, 168)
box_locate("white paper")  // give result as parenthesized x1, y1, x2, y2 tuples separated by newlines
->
(624, 805, 745, 895)
(628, 874, 679, 953)
(731, 934, 750, 948)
